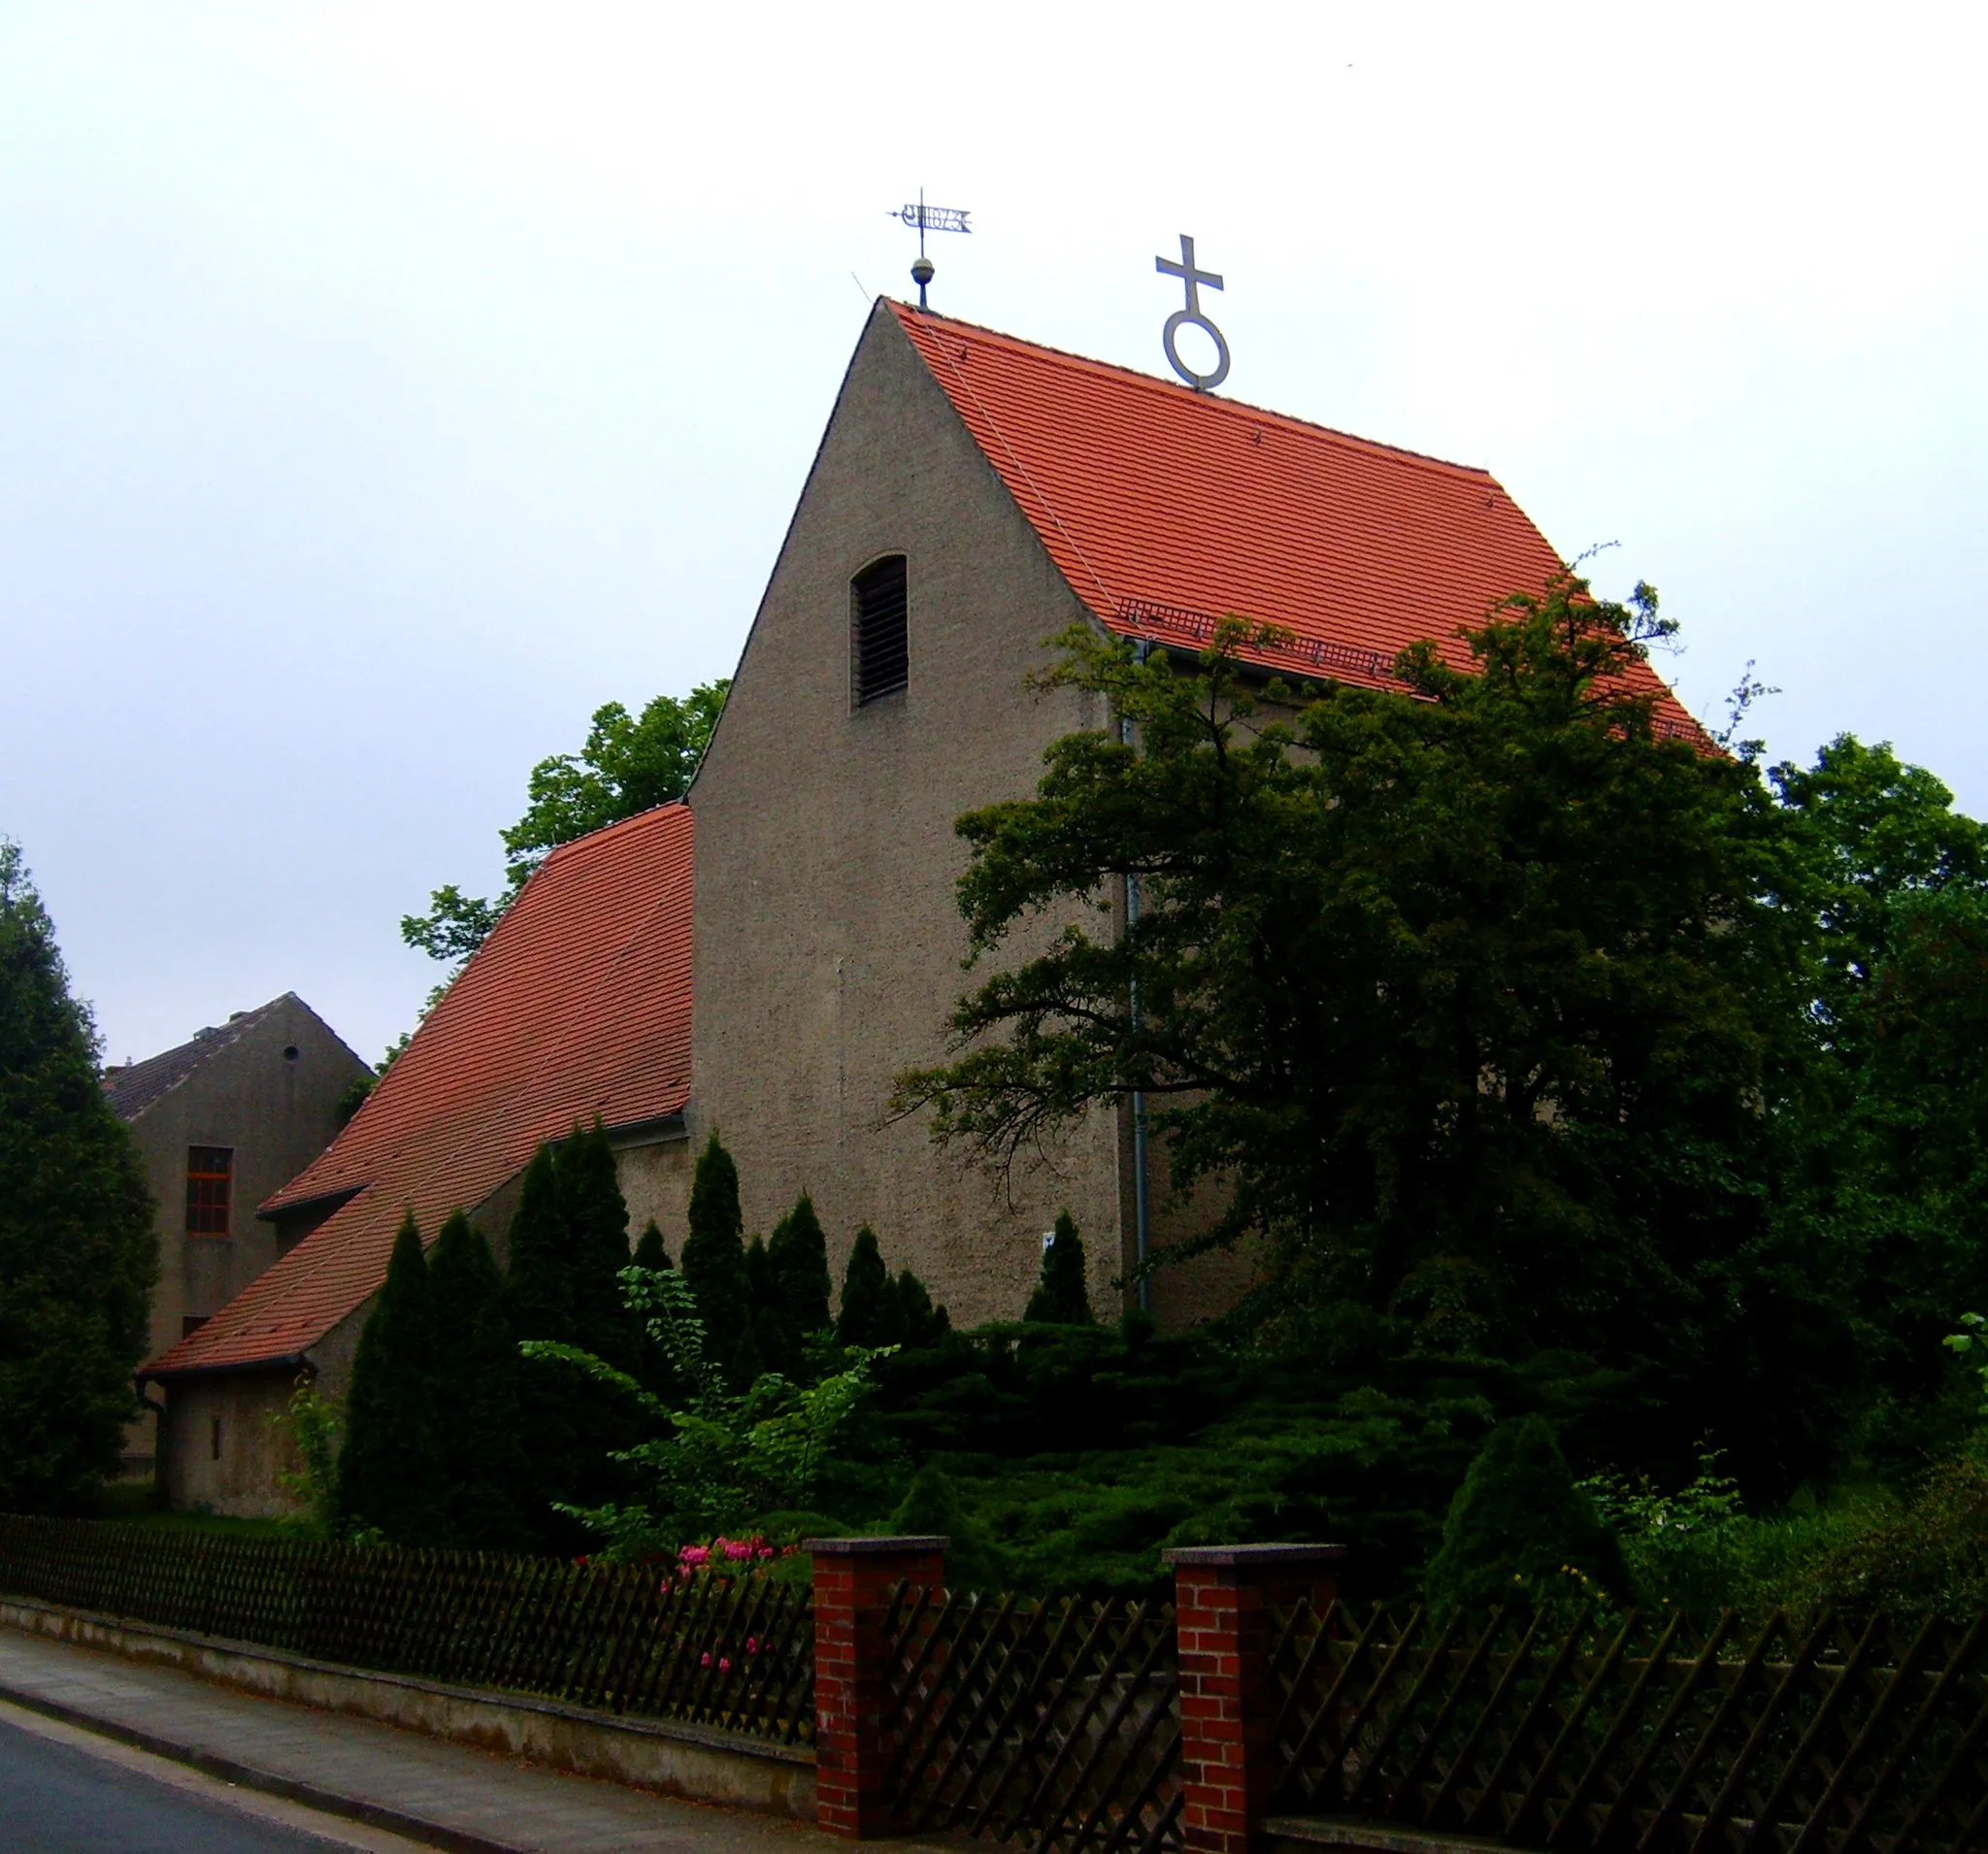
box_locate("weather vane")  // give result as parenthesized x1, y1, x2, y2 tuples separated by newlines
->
(1155, 233, 1229, 392)
(890, 190, 972, 311)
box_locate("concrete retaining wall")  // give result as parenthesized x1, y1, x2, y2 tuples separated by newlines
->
(0, 1597, 815, 1819)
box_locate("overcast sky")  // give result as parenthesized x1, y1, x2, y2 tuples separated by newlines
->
(3, 2, 1983, 1067)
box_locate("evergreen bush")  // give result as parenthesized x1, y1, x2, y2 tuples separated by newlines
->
(0, 842, 157, 1511)
(837, 1226, 902, 1348)
(680, 1133, 761, 1388)
(889, 1461, 1007, 1593)
(1423, 1416, 1626, 1610)
(632, 1218, 672, 1271)
(896, 1269, 950, 1346)
(503, 1142, 578, 1546)
(768, 1192, 833, 1344)
(427, 1210, 533, 1549)
(559, 1119, 638, 1373)
(1025, 1212, 1093, 1324)
(335, 1213, 449, 1544)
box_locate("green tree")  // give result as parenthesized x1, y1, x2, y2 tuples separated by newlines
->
(889, 1462, 1006, 1592)
(559, 1119, 638, 1373)
(0, 842, 156, 1511)
(768, 1193, 833, 1346)
(403, 682, 728, 968)
(680, 1134, 761, 1389)
(335, 1213, 448, 1544)
(503, 1143, 576, 1543)
(896, 584, 1800, 1460)
(836, 1226, 902, 1348)
(895, 1269, 951, 1347)
(1025, 1211, 1093, 1324)
(427, 1210, 533, 1549)
(1423, 1416, 1626, 1610)
(633, 1219, 673, 1273)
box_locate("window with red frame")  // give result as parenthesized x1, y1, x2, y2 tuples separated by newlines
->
(184, 1146, 233, 1237)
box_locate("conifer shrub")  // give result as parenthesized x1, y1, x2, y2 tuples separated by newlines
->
(427, 1210, 533, 1550)
(1422, 1416, 1626, 1610)
(680, 1133, 762, 1389)
(896, 1268, 951, 1347)
(889, 1461, 1007, 1593)
(632, 1219, 672, 1271)
(335, 1213, 449, 1544)
(503, 1142, 579, 1545)
(1025, 1211, 1094, 1324)
(837, 1225, 902, 1348)
(559, 1118, 638, 1373)
(503, 1143, 571, 1341)
(744, 1234, 792, 1375)
(0, 842, 157, 1511)
(768, 1192, 833, 1344)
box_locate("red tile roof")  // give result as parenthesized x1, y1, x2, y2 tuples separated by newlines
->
(144, 804, 694, 1376)
(890, 303, 1699, 735)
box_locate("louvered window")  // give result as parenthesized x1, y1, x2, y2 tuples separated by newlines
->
(851, 554, 909, 706)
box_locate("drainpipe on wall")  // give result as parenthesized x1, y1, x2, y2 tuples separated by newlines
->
(1124, 642, 1152, 1315)
(136, 1379, 169, 1506)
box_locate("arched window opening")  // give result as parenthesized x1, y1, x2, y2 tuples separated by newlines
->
(851, 555, 909, 706)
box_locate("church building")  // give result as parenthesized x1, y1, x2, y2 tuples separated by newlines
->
(142, 299, 1695, 1511)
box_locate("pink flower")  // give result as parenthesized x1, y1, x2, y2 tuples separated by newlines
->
(724, 1539, 752, 1561)
(700, 1652, 712, 1667)
(719, 1657, 732, 1672)
(746, 1637, 758, 1654)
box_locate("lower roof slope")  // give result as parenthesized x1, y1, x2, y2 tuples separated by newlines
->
(889, 303, 1699, 736)
(145, 803, 694, 1377)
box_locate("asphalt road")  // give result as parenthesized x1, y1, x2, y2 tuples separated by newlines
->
(0, 1712, 372, 1853)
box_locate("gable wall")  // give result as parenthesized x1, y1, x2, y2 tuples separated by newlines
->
(690, 306, 1128, 1326)
(123, 999, 368, 1474)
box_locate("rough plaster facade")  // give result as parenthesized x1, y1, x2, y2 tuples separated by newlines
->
(690, 304, 1245, 1329)
(116, 997, 367, 1476)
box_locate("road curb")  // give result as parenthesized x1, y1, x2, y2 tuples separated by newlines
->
(0, 1675, 523, 1854)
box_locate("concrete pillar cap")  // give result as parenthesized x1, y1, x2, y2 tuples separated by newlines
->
(1162, 1543, 1346, 1567)
(801, 1535, 949, 1555)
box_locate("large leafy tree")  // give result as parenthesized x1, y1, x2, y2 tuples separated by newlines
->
(897, 582, 1806, 1448)
(1773, 738, 1988, 1449)
(0, 842, 157, 1510)
(403, 682, 728, 969)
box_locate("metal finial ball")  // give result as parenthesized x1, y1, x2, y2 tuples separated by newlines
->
(911, 255, 935, 286)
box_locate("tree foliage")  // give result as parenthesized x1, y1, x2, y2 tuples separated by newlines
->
(402, 682, 727, 968)
(1423, 1416, 1627, 1610)
(0, 841, 156, 1512)
(335, 1213, 447, 1544)
(1025, 1211, 1094, 1324)
(427, 1210, 533, 1549)
(897, 584, 1814, 1474)
(681, 1133, 762, 1389)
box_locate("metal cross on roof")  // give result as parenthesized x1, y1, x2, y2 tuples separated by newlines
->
(1155, 233, 1230, 393)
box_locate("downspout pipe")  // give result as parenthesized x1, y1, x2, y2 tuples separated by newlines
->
(1124, 641, 1153, 1314)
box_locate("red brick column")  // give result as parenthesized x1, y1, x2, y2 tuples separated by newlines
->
(807, 1534, 948, 1838)
(1165, 1543, 1345, 1854)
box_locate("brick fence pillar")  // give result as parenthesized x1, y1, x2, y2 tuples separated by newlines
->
(807, 1534, 948, 1838)
(1165, 1543, 1345, 1854)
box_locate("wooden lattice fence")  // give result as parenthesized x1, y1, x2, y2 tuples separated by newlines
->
(0, 1515, 812, 1742)
(1269, 1599, 1988, 1854)
(882, 1582, 1183, 1854)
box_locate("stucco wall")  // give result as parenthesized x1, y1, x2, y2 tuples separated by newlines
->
(121, 999, 368, 1473)
(160, 1370, 308, 1519)
(614, 1131, 694, 1251)
(689, 304, 1127, 1329)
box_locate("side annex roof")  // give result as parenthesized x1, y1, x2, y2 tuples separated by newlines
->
(143, 803, 695, 1378)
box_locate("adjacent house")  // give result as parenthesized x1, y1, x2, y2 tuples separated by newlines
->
(138, 806, 693, 1515)
(142, 301, 1698, 1514)
(104, 993, 367, 1478)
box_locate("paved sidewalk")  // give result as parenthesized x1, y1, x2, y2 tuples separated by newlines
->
(0, 1626, 872, 1854)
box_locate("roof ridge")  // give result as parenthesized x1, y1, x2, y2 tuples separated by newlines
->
(886, 300, 1501, 485)
(542, 800, 690, 868)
